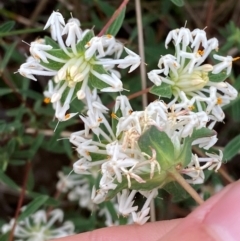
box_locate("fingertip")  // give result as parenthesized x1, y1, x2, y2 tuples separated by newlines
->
(159, 181, 240, 241)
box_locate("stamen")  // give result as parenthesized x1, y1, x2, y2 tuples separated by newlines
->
(128, 110, 133, 115)
(217, 97, 222, 105)
(197, 50, 204, 56)
(232, 57, 240, 62)
(188, 105, 195, 111)
(65, 113, 71, 119)
(43, 97, 51, 104)
(111, 112, 119, 120)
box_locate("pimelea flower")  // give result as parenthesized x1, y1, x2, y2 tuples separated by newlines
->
(18, 11, 141, 121)
(69, 90, 222, 225)
(1, 209, 74, 240)
(148, 26, 238, 123)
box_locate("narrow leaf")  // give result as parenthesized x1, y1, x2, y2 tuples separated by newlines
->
(170, 0, 185, 7)
(0, 171, 19, 191)
(0, 21, 15, 33)
(106, 7, 126, 36)
(89, 65, 110, 90)
(0, 88, 13, 96)
(18, 195, 49, 221)
(208, 71, 229, 83)
(138, 126, 175, 170)
(76, 30, 95, 53)
(177, 128, 216, 167)
(0, 41, 17, 73)
(223, 134, 240, 161)
(44, 36, 59, 49)
(150, 83, 173, 98)
(40, 48, 70, 71)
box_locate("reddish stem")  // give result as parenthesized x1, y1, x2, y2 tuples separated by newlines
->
(97, 0, 129, 37)
(9, 161, 31, 241)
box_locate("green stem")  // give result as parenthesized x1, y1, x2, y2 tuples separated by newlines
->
(169, 170, 204, 205)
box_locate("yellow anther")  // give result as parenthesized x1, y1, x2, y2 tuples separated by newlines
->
(98, 118, 102, 122)
(188, 105, 195, 111)
(128, 110, 133, 115)
(86, 42, 91, 47)
(33, 54, 40, 59)
(106, 34, 112, 38)
(65, 113, 71, 119)
(111, 112, 118, 119)
(232, 57, 240, 62)
(197, 50, 204, 56)
(43, 97, 51, 104)
(86, 151, 90, 156)
(217, 97, 222, 105)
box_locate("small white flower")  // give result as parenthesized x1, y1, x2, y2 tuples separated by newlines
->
(117, 47, 141, 73)
(212, 55, 234, 75)
(117, 189, 138, 216)
(132, 189, 158, 225)
(158, 54, 180, 76)
(1, 209, 74, 240)
(191, 28, 208, 52)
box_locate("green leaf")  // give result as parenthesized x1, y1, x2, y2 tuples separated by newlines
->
(106, 7, 126, 36)
(170, 0, 185, 7)
(26, 169, 35, 191)
(208, 71, 229, 83)
(150, 83, 173, 98)
(106, 126, 176, 200)
(0, 41, 17, 73)
(89, 65, 110, 90)
(61, 81, 82, 104)
(177, 128, 216, 167)
(0, 21, 15, 33)
(223, 134, 240, 161)
(28, 134, 45, 159)
(0, 232, 9, 241)
(27, 191, 59, 206)
(0, 171, 19, 191)
(164, 181, 193, 202)
(44, 36, 59, 49)
(18, 195, 49, 221)
(164, 170, 211, 202)
(76, 30, 95, 53)
(138, 126, 175, 170)
(7, 139, 16, 155)
(40, 49, 70, 71)
(106, 127, 216, 201)
(0, 88, 13, 96)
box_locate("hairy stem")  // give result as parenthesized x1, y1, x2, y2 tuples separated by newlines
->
(169, 170, 204, 205)
(135, 0, 147, 109)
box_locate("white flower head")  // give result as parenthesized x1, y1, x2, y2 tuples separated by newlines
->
(1, 209, 74, 240)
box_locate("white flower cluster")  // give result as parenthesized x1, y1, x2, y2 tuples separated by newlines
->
(18, 11, 140, 122)
(69, 88, 224, 224)
(148, 27, 238, 123)
(18, 11, 238, 227)
(56, 171, 94, 210)
(1, 208, 74, 240)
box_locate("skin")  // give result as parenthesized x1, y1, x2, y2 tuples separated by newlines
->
(55, 180, 240, 241)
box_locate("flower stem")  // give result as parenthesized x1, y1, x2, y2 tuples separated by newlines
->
(169, 170, 204, 205)
(97, 0, 129, 37)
